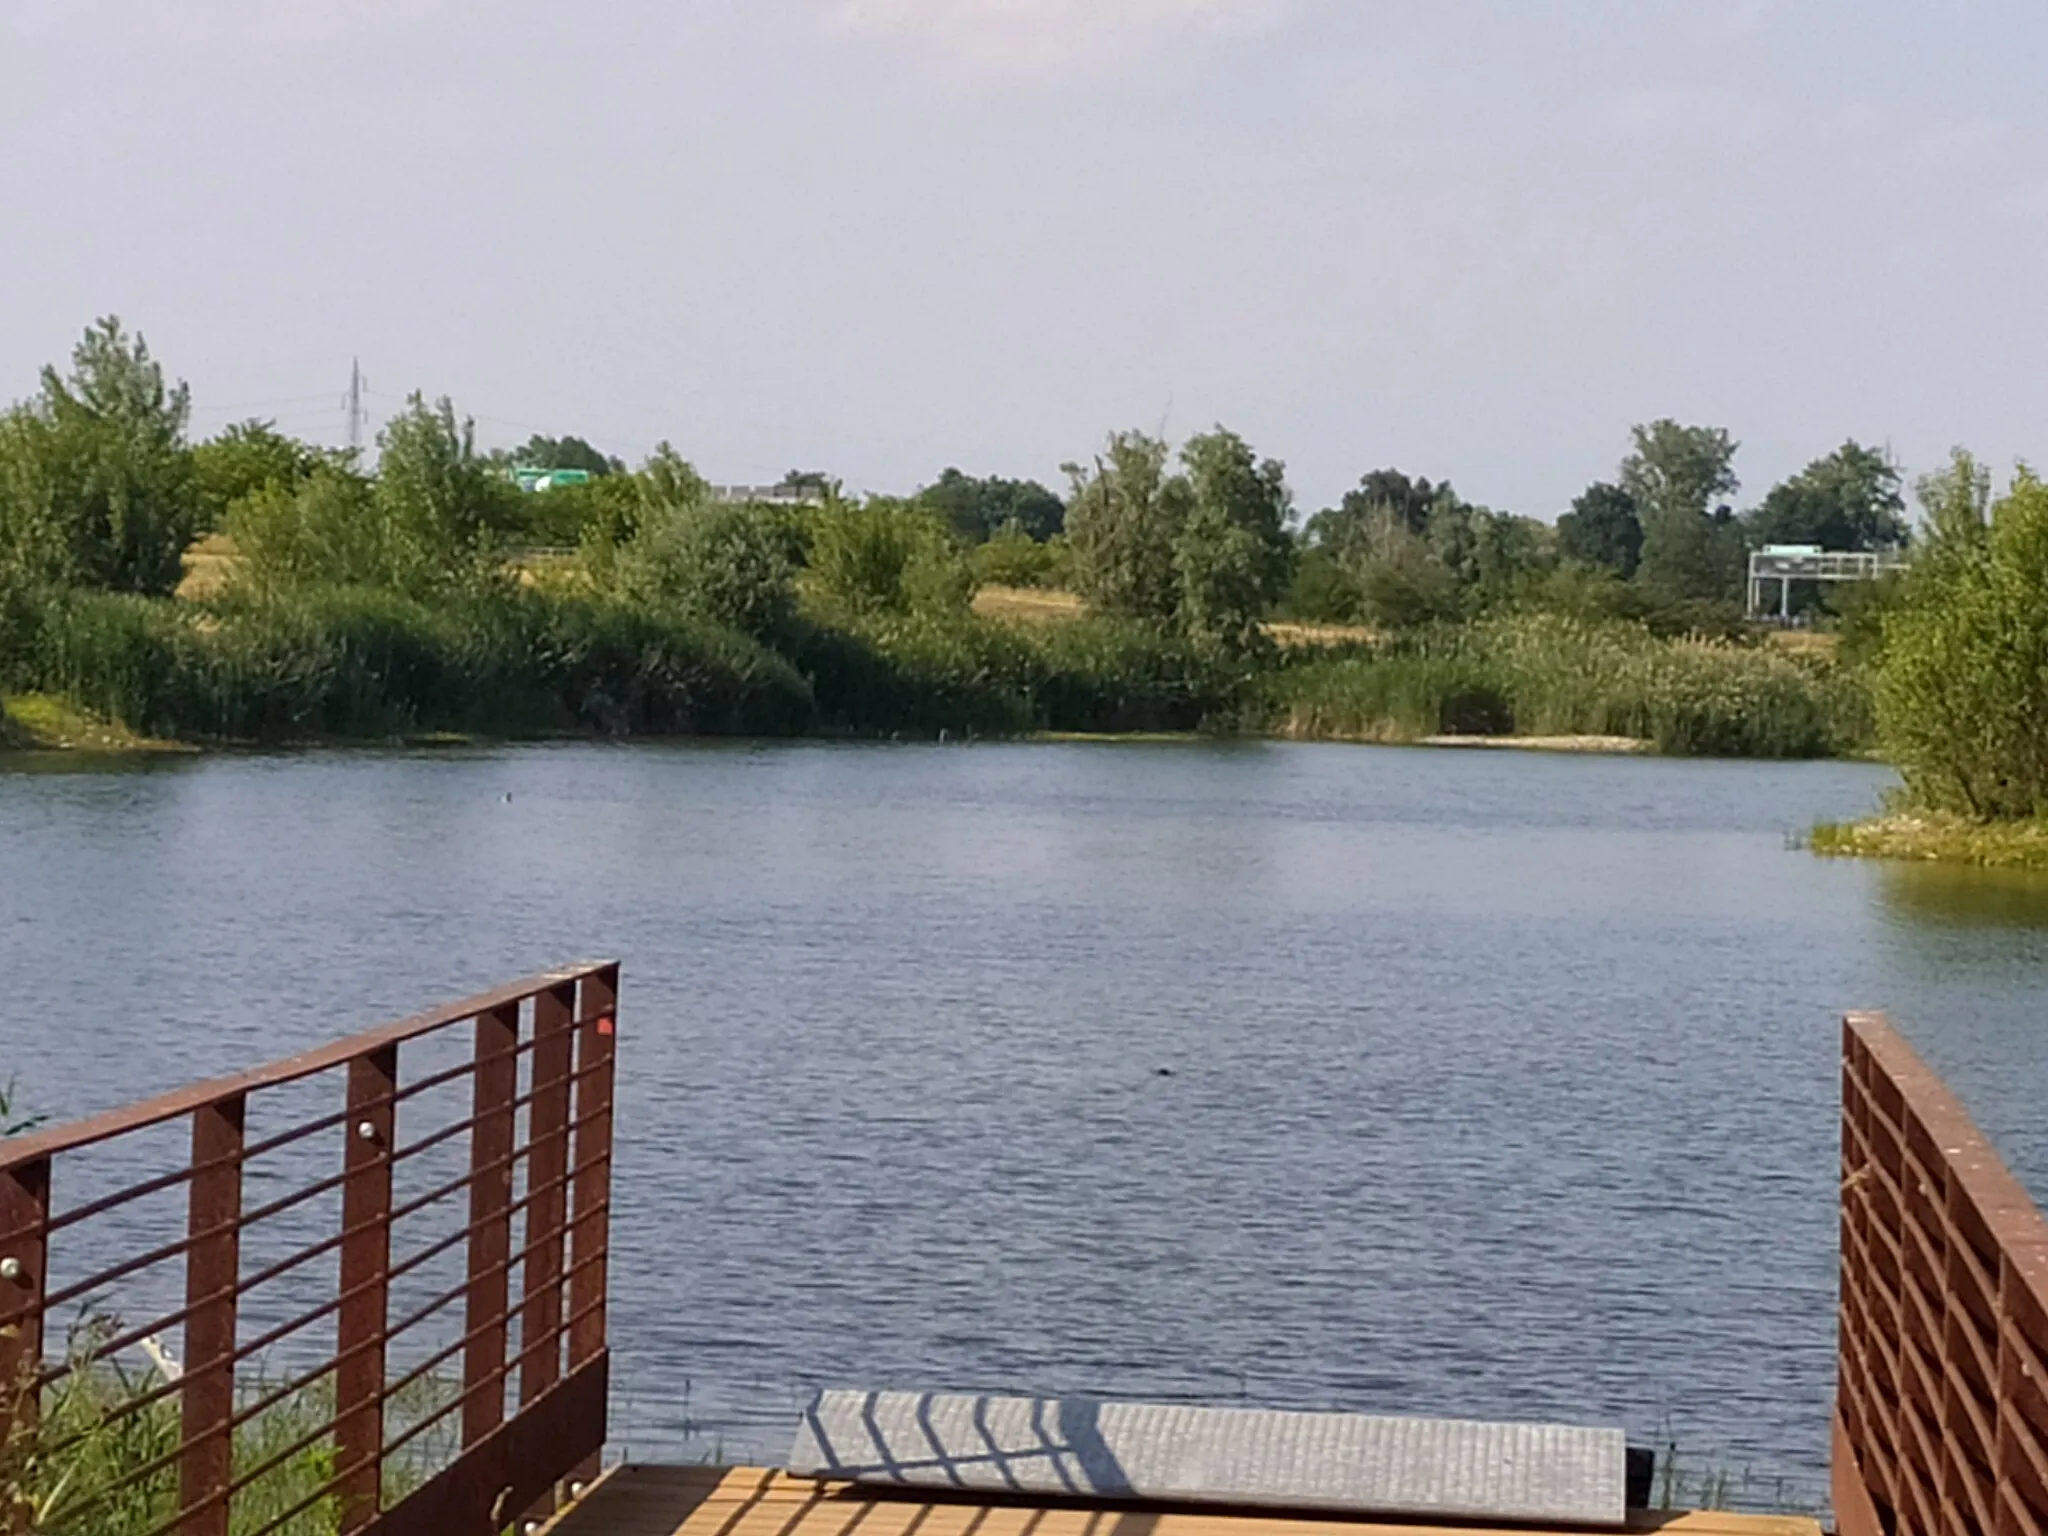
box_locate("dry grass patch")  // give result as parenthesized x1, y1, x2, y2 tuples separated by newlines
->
(1265, 618, 1379, 648)
(1766, 629, 1837, 658)
(175, 532, 239, 600)
(972, 585, 1088, 624)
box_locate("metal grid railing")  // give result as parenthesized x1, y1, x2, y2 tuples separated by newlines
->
(0, 963, 619, 1536)
(1837, 1011, 2048, 1536)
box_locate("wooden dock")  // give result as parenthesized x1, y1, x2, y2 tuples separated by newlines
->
(537, 1466, 1822, 1536)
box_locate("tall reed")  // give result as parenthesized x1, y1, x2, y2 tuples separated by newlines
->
(1264, 614, 1869, 758)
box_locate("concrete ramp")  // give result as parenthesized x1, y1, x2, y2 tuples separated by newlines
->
(788, 1390, 1631, 1528)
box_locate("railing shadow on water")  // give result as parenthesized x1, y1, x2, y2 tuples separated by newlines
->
(0, 962, 619, 1536)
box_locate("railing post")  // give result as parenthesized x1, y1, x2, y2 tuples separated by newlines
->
(464, 1002, 520, 1447)
(180, 1094, 246, 1536)
(566, 965, 618, 1490)
(0, 1157, 50, 1534)
(515, 980, 577, 1528)
(337, 1046, 397, 1533)
(522, 981, 575, 1409)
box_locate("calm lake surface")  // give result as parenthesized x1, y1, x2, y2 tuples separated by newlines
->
(6, 740, 2048, 1506)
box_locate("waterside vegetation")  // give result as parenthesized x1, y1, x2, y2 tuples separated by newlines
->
(1807, 455, 2048, 866)
(0, 318, 1928, 762)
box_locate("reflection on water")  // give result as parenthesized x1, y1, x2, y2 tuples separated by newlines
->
(1880, 861, 2048, 929)
(4, 740, 2034, 1511)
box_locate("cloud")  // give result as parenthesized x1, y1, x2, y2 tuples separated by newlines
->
(824, 0, 1292, 78)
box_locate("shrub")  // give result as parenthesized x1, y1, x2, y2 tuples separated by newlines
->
(969, 524, 1070, 589)
(615, 500, 801, 642)
(1876, 472, 2048, 817)
(805, 499, 972, 618)
(226, 466, 384, 594)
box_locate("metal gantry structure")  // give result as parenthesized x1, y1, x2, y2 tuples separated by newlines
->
(1746, 545, 1909, 621)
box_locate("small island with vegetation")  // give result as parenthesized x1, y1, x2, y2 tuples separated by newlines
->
(2, 314, 2037, 868)
(1807, 453, 2048, 867)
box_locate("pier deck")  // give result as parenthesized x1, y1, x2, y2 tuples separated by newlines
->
(537, 1466, 1822, 1536)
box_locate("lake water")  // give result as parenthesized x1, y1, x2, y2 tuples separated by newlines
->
(6, 739, 2048, 1509)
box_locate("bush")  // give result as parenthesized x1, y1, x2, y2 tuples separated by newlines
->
(541, 595, 815, 737)
(1018, 619, 1239, 733)
(805, 499, 972, 618)
(969, 524, 1071, 589)
(1876, 472, 2048, 817)
(1279, 547, 1362, 622)
(790, 611, 1239, 739)
(0, 569, 41, 689)
(615, 500, 800, 642)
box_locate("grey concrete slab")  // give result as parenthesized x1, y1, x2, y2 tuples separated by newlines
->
(788, 1390, 1629, 1528)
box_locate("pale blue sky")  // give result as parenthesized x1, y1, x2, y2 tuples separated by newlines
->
(4, 1, 2043, 516)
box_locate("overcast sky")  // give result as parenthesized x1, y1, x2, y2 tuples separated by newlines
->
(4, 1, 2044, 516)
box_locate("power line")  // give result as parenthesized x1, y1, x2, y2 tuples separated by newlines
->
(188, 392, 341, 415)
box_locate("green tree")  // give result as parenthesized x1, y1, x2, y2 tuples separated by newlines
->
(778, 469, 836, 502)
(1307, 468, 1458, 552)
(806, 498, 971, 617)
(1876, 469, 2048, 818)
(618, 500, 800, 640)
(0, 317, 199, 595)
(1063, 432, 1187, 621)
(192, 420, 325, 531)
(1172, 427, 1293, 650)
(1282, 543, 1363, 622)
(1748, 441, 1906, 552)
(575, 442, 710, 572)
(1353, 512, 1460, 628)
(1622, 420, 1743, 601)
(1466, 510, 1554, 610)
(512, 433, 623, 476)
(917, 468, 1065, 543)
(227, 462, 382, 591)
(1555, 482, 1642, 578)
(971, 521, 1071, 588)
(371, 395, 522, 593)
(1914, 447, 1992, 555)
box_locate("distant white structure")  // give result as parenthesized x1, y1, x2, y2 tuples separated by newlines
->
(1746, 544, 1909, 620)
(707, 483, 824, 507)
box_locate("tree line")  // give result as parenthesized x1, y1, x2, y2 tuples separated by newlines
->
(0, 318, 1925, 664)
(0, 316, 1939, 765)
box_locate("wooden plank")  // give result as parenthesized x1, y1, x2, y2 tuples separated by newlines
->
(538, 1467, 1823, 1536)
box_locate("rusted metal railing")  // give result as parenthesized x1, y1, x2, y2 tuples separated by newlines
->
(1837, 1012, 2048, 1536)
(0, 962, 619, 1536)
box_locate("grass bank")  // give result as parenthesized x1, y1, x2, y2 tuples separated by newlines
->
(1811, 811, 2048, 869)
(0, 693, 188, 753)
